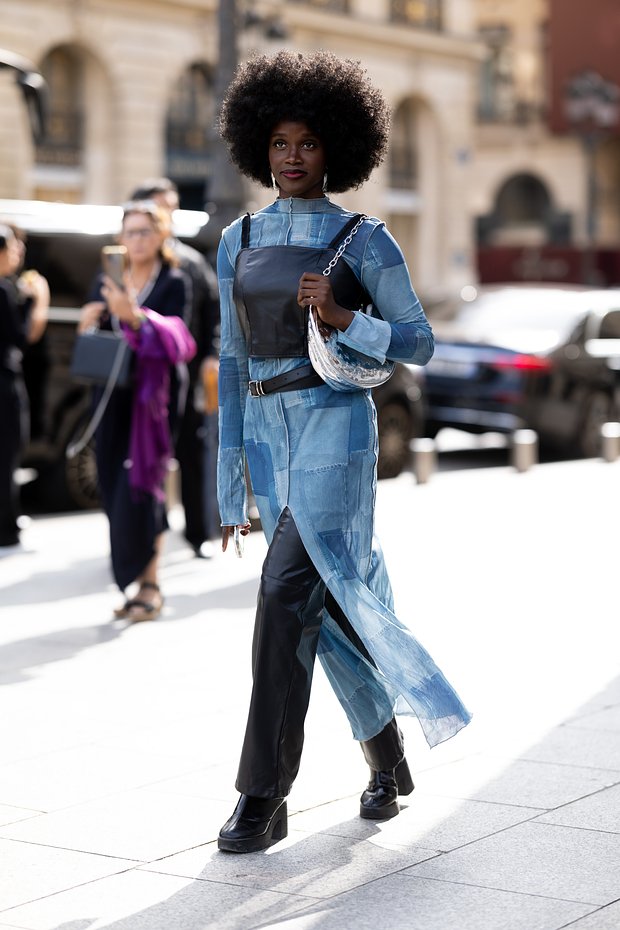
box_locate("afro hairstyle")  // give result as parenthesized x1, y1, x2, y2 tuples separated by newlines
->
(218, 50, 390, 193)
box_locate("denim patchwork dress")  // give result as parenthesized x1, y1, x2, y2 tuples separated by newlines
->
(217, 196, 471, 747)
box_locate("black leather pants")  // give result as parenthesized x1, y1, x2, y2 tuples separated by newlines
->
(236, 507, 404, 799)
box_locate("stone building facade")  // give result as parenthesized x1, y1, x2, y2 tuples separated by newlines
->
(471, 0, 620, 259)
(0, 0, 483, 299)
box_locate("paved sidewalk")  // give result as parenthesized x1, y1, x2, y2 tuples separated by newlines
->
(1, 456, 620, 930)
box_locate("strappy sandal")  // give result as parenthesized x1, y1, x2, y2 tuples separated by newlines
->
(125, 581, 164, 623)
(113, 599, 132, 619)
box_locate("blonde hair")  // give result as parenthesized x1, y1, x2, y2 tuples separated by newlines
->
(121, 200, 179, 267)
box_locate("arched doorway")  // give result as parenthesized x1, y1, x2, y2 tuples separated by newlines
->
(495, 173, 551, 243)
(478, 172, 571, 246)
(165, 63, 214, 210)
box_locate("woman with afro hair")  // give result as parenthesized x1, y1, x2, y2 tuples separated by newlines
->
(216, 50, 470, 853)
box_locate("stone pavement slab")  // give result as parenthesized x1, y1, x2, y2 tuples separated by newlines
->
(0, 744, 211, 812)
(241, 873, 595, 930)
(0, 837, 137, 911)
(0, 868, 313, 930)
(0, 804, 40, 827)
(0, 789, 234, 861)
(2, 458, 620, 928)
(141, 829, 439, 897)
(413, 753, 620, 809)
(289, 793, 541, 851)
(536, 781, 620, 832)
(559, 902, 620, 930)
(565, 705, 620, 734)
(406, 819, 620, 904)
(518, 724, 620, 771)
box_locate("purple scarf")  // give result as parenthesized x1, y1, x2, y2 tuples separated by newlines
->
(121, 309, 196, 500)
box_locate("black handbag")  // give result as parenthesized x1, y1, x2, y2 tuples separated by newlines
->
(66, 330, 134, 459)
(70, 329, 133, 388)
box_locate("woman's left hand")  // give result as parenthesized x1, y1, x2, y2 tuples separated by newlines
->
(221, 522, 252, 553)
(298, 272, 353, 332)
(101, 274, 143, 328)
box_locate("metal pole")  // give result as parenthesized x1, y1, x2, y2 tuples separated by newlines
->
(601, 422, 620, 462)
(583, 132, 597, 285)
(204, 0, 244, 248)
(412, 438, 436, 484)
(511, 429, 538, 472)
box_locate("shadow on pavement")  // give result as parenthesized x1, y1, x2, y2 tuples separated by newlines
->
(41, 675, 620, 930)
(0, 555, 110, 607)
(0, 624, 122, 686)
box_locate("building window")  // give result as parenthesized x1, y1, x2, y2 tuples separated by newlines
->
(287, 0, 349, 11)
(166, 64, 214, 208)
(477, 25, 515, 122)
(391, 0, 442, 30)
(390, 100, 418, 190)
(35, 47, 84, 167)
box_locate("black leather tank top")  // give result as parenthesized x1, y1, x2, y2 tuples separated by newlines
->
(233, 213, 368, 358)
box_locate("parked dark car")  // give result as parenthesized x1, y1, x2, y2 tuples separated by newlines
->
(374, 362, 425, 479)
(424, 284, 620, 458)
(2, 199, 423, 511)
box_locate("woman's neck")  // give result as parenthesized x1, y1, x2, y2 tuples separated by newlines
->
(129, 259, 158, 289)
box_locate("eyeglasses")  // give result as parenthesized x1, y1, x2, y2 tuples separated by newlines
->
(122, 228, 156, 239)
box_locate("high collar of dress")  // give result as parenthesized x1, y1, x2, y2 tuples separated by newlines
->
(272, 196, 337, 214)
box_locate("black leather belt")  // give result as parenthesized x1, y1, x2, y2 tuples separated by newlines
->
(248, 364, 324, 397)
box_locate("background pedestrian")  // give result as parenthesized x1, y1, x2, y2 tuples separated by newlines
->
(129, 178, 221, 558)
(78, 201, 195, 620)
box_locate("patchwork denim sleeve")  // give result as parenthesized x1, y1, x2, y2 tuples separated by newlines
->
(336, 223, 434, 366)
(216, 229, 249, 526)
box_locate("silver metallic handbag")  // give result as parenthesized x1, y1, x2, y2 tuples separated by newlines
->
(307, 215, 395, 393)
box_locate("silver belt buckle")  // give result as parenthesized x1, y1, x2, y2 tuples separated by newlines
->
(249, 380, 265, 397)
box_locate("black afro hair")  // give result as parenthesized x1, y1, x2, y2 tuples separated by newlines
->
(218, 50, 390, 193)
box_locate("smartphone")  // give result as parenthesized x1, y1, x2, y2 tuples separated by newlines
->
(101, 245, 127, 290)
(234, 525, 244, 558)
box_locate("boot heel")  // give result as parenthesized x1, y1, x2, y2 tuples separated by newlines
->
(270, 801, 288, 842)
(218, 796, 288, 853)
(395, 757, 415, 796)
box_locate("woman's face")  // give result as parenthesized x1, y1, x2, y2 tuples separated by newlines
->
(120, 212, 163, 266)
(268, 121, 327, 200)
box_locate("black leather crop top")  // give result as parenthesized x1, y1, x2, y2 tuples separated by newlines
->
(233, 213, 368, 358)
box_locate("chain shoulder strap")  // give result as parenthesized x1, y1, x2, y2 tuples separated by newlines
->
(322, 214, 367, 278)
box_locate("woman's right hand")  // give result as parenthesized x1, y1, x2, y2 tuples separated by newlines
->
(78, 300, 106, 333)
(222, 523, 252, 552)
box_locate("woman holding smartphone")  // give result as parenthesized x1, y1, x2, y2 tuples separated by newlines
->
(78, 200, 195, 620)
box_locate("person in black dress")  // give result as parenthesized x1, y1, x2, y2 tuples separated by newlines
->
(129, 178, 221, 557)
(78, 201, 194, 619)
(0, 224, 49, 549)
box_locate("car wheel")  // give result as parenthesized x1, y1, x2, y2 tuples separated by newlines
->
(64, 427, 101, 510)
(377, 402, 413, 479)
(577, 391, 613, 458)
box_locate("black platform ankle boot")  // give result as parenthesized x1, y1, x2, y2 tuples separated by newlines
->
(359, 757, 415, 820)
(218, 795, 288, 853)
